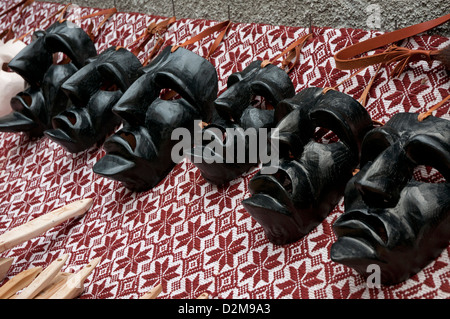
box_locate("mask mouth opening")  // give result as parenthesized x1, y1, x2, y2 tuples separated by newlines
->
(18, 92, 33, 107)
(102, 128, 145, 160)
(2, 62, 13, 72)
(65, 111, 77, 125)
(119, 131, 137, 152)
(11, 92, 33, 113)
(249, 171, 293, 207)
(272, 169, 293, 195)
(334, 210, 389, 246)
(50, 110, 82, 133)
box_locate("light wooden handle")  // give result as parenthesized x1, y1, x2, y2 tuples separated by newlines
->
(0, 258, 14, 282)
(197, 292, 209, 299)
(33, 272, 71, 299)
(0, 199, 93, 253)
(49, 257, 101, 299)
(15, 254, 69, 299)
(140, 284, 162, 299)
(0, 267, 42, 299)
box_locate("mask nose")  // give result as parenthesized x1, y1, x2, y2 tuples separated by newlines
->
(354, 143, 413, 208)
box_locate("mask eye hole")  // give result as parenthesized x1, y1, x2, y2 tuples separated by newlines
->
(413, 165, 446, 184)
(160, 89, 180, 101)
(53, 52, 71, 65)
(361, 139, 390, 165)
(360, 128, 397, 167)
(313, 127, 340, 144)
(250, 95, 274, 110)
(100, 78, 120, 91)
(200, 125, 226, 145)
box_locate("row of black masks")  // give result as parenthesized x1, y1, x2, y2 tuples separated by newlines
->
(1, 19, 449, 286)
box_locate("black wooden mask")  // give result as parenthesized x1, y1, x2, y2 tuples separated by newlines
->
(44, 46, 143, 153)
(331, 112, 450, 285)
(188, 60, 296, 185)
(9, 20, 96, 88)
(0, 20, 97, 138)
(92, 46, 218, 191)
(241, 87, 373, 245)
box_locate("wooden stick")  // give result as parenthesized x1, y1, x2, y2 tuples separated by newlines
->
(33, 272, 71, 299)
(139, 284, 162, 299)
(48, 257, 101, 299)
(0, 199, 93, 253)
(197, 292, 209, 299)
(0, 258, 13, 282)
(0, 267, 42, 299)
(14, 254, 69, 299)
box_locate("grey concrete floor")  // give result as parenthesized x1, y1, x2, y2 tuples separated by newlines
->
(44, 0, 449, 36)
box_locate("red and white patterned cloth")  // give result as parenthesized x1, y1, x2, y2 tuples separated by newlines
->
(0, 0, 449, 299)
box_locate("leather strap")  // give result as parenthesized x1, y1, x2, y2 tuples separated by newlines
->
(77, 7, 117, 23)
(334, 13, 450, 71)
(418, 95, 450, 121)
(56, 3, 71, 22)
(142, 37, 165, 66)
(0, 0, 34, 18)
(358, 63, 382, 107)
(261, 33, 312, 72)
(0, 0, 35, 41)
(77, 7, 117, 40)
(161, 20, 231, 101)
(321, 62, 382, 107)
(58, 7, 118, 41)
(129, 16, 176, 56)
(170, 20, 232, 59)
(322, 67, 366, 94)
(14, 3, 71, 42)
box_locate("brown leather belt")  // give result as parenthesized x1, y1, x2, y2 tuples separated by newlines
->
(334, 13, 450, 72)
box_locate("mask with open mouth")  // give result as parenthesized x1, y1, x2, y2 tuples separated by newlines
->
(331, 112, 450, 285)
(0, 39, 27, 117)
(187, 60, 296, 185)
(44, 46, 143, 153)
(0, 20, 97, 138)
(241, 87, 373, 245)
(92, 46, 218, 191)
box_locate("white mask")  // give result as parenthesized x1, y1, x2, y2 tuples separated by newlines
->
(0, 39, 27, 117)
